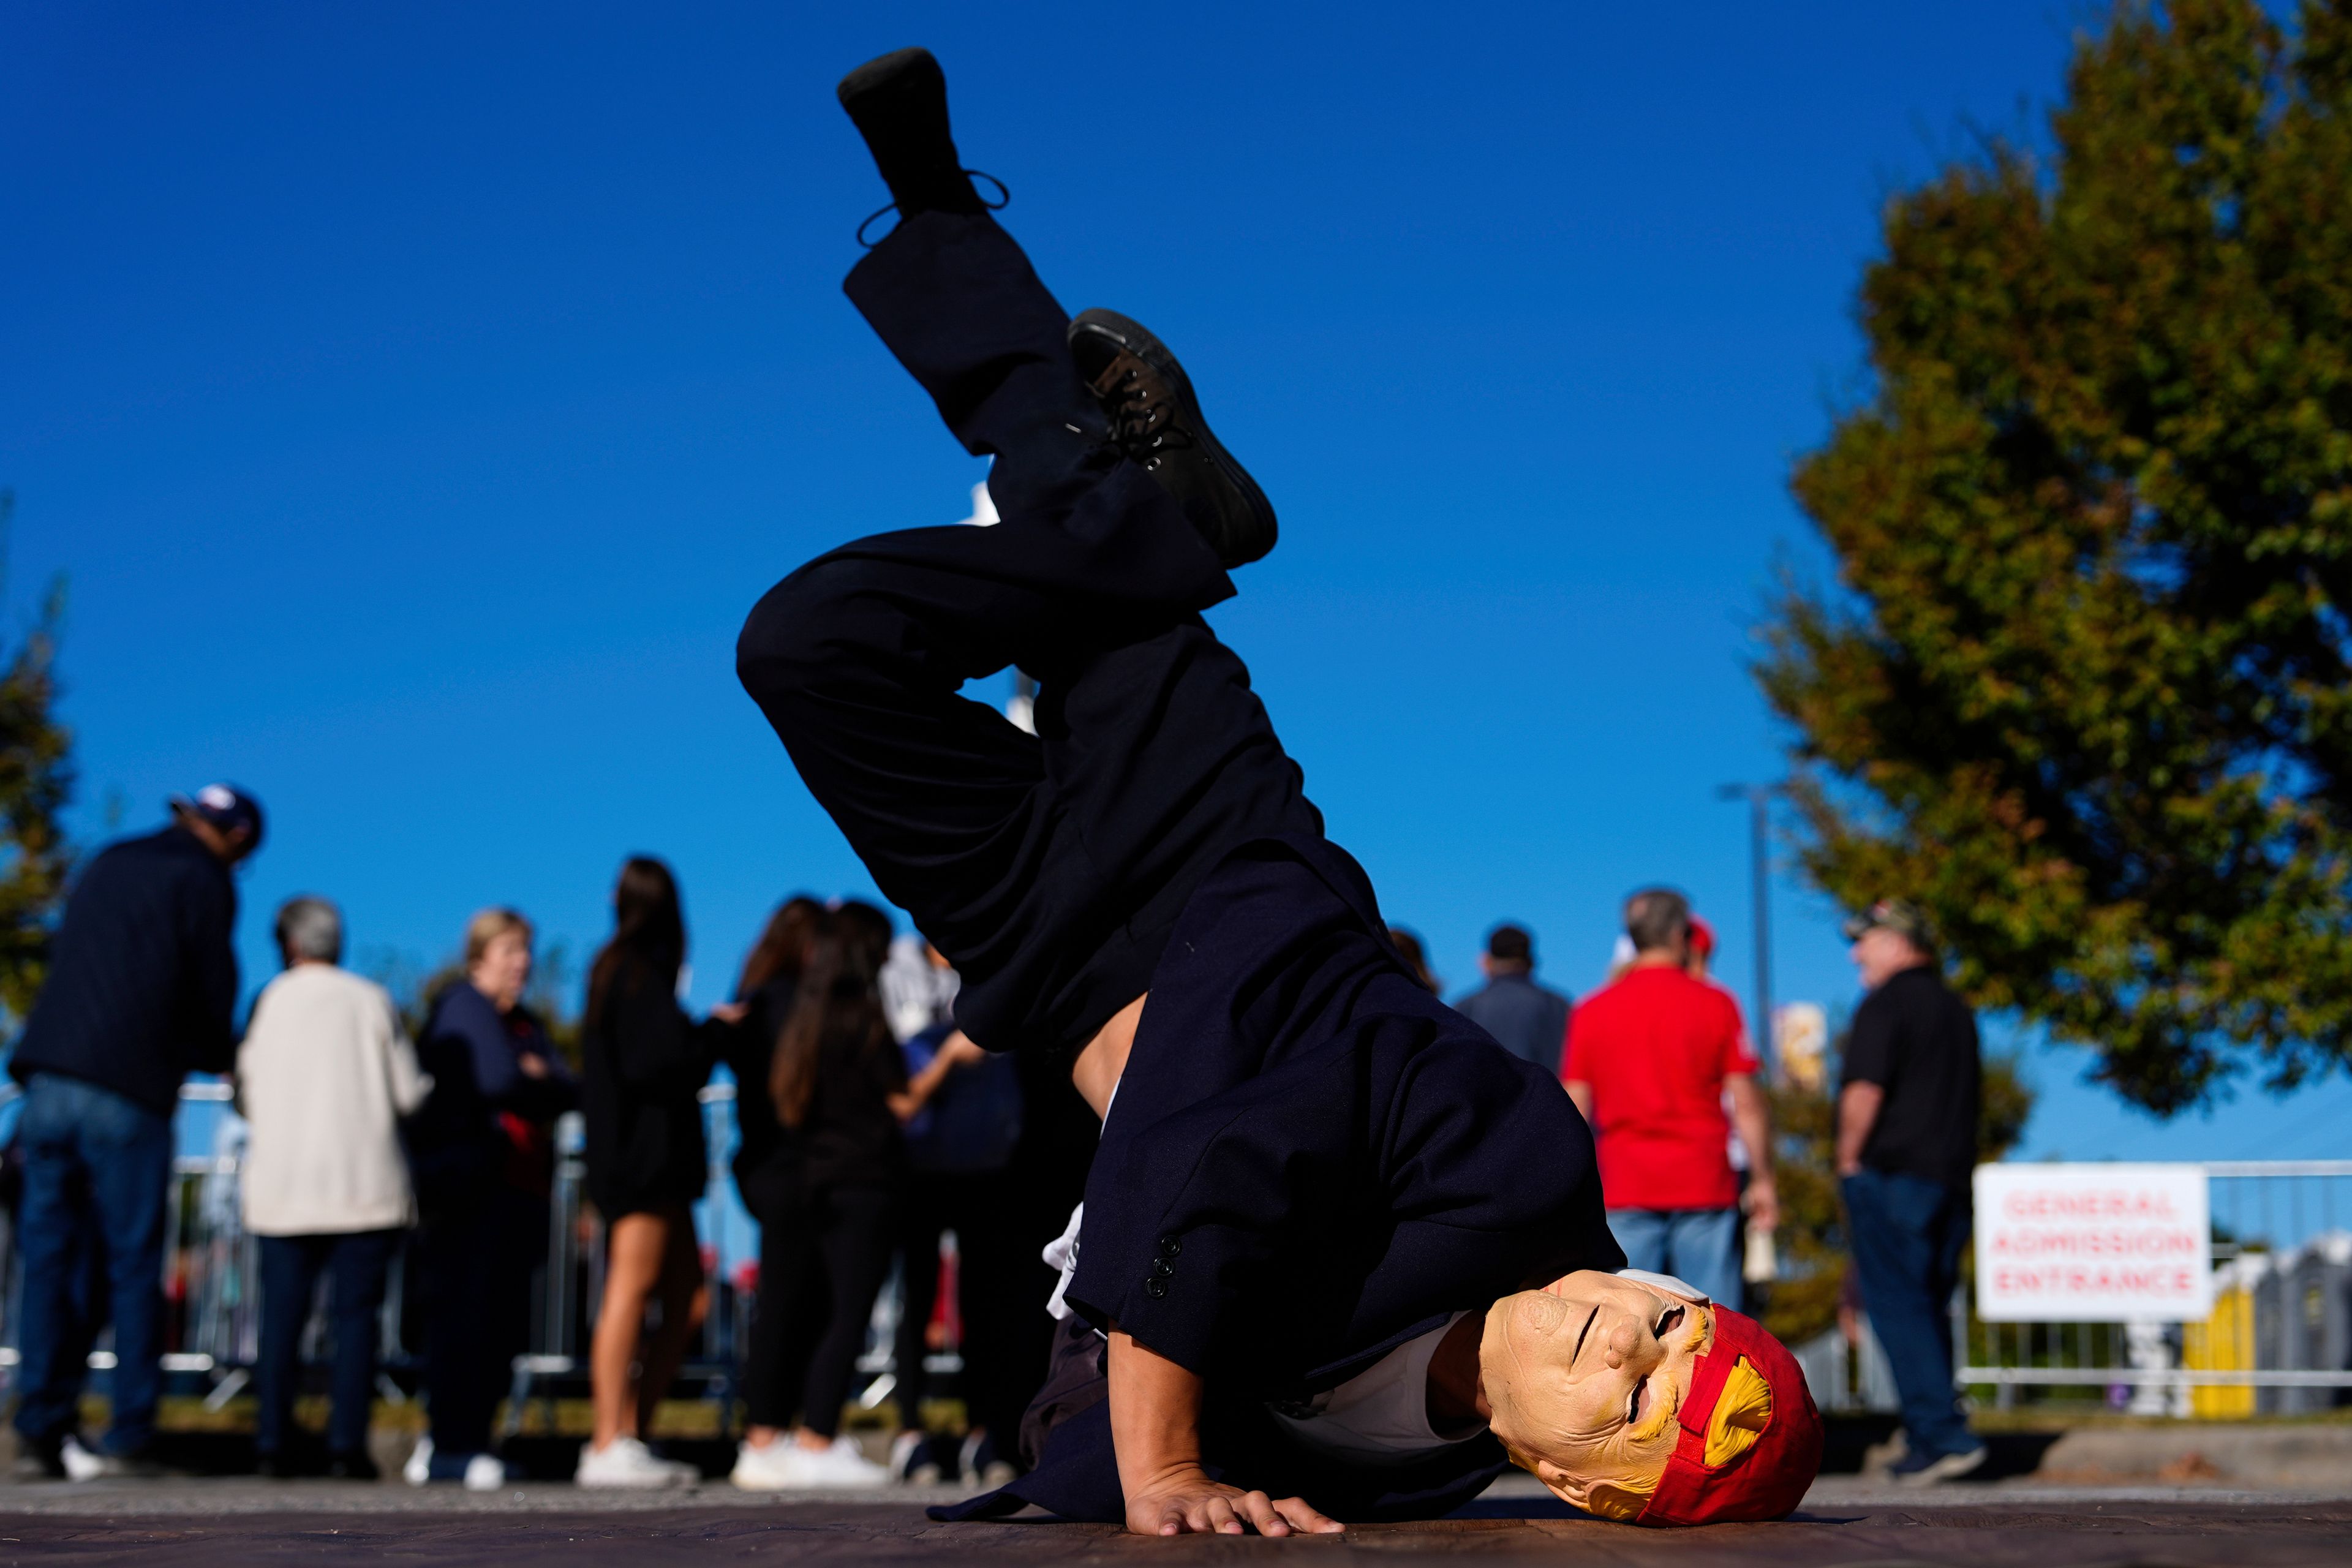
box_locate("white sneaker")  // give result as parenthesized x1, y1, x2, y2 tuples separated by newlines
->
(403, 1437, 434, 1488)
(575, 1434, 695, 1490)
(778, 1434, 889, 1490)
(463, 1452, 510, 1493)
(729, 1437, 800, 1491)
(59, 1436, 103, 1483)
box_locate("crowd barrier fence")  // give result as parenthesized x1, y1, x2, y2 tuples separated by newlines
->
(0, 1080, 932, 1431)
(2, 1087, 2344, 1423)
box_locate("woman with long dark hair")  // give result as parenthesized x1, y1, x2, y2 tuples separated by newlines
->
(722, 895, 824, 1231)
(575, 856, 722, 1488)
(726, 899, 978, 1490)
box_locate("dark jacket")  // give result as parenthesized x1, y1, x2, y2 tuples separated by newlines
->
(407, 981, 576, 1210)
(941, 834, 1621, 1525)
(1453, 970, 1572, 1076)
(900, 1022, 1021, 1175)
(581, 958, 715, 1218)
(10, 826, 239, 1116)
(725, 973, 906, 1215)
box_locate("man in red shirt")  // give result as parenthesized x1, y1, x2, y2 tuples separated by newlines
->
(1563, 889, 1776, 1307)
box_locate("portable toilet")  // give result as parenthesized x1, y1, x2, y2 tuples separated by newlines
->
(2282, 1232, 2352, 1415)
(2184, 1252, 2266, 1419)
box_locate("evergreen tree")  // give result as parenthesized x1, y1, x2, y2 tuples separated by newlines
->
(1762, 0, 2352, 1112)
(0, 491, 75, 1038)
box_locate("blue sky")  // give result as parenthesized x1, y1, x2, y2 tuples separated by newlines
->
(5, 0, 2345, 1163)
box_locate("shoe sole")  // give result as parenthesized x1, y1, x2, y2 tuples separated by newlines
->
(1068, 308, 1277, 568)
(1899, 1447, 1989, 1484)
(837, 47, 938, 108)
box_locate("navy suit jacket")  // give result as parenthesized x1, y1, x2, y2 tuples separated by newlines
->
(938, 834, 1619, 1523)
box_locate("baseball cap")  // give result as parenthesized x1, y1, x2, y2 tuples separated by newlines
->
(1687, 915, 1716, 960)
(171, 783, 265, 849)
(1635, 1302, 1824, 1526)
(1841, 897, 1932, 948)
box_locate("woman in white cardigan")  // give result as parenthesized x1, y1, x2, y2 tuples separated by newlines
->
(235, 896, 431, 1478)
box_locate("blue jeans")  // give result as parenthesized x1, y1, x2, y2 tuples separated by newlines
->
(1843, 1168, 1973, 1458)
(10, 1073, 175, 1455)
(1606, 1205, 1740, 1307)
(255, 1230, 400, 1458)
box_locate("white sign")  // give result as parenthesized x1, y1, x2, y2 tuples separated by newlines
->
(1973, 1163, 2213, 1322)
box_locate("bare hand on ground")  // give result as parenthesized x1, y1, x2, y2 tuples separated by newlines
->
(1122, 1463, 1341, 1537)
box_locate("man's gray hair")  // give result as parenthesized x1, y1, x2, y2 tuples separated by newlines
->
(1623, 886, 1692, 954)
(275, 895, 344, 965)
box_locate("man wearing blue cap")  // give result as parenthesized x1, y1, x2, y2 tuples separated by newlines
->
(8, 785, 262, 1479)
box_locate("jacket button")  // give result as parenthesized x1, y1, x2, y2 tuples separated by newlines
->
(1152, 1258, 1175, 1278)
(1144, 1278, 1169, 1300)
(1157, 1235, 1182, 1257)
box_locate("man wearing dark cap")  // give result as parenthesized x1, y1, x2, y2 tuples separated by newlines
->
(1838, 899, 1985, 1483)
(1453, 925, 1571, 1076)
(9, 785, 261, 1478)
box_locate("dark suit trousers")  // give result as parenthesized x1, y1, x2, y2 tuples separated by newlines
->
(736, 211, 1321, 1057)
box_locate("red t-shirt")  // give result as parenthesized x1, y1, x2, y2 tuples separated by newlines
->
(1561, 965, 1759, 1212)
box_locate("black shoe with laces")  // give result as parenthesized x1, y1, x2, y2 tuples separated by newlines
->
(1068, 309, 1278, 570)
(837, 48, 987, 221)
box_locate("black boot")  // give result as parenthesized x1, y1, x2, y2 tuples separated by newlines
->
(1069, 309, 1278, 570)
(837, 47, 986, 218)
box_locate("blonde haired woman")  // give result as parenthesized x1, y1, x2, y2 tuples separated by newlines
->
(406, 908, 576, 1489)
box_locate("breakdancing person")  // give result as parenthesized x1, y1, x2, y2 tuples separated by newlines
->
(737, 48, 1824, 1536)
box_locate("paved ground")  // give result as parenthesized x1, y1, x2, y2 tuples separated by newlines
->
(1, 1478, 2346, 1565)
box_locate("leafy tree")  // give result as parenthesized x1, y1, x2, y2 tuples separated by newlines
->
(1762, 0, 2352, 1112)
(0, 490, 74, 1041)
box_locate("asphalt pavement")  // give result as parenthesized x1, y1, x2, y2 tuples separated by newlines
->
(1, 1474, 2346, 1565)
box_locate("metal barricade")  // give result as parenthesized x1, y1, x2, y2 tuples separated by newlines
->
(1790, 1316, 1902, 1415)
(1956, 1161, 2352, 1411)
(0, 1079, 787, 1421)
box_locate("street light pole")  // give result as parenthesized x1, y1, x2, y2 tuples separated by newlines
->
(1715, 783, 1776, 1070)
